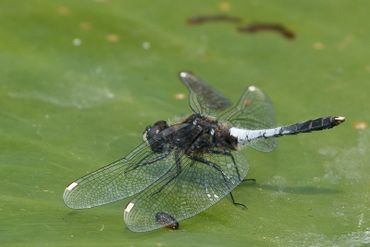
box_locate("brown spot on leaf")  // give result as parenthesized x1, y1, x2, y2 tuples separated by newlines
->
(237, 23, 295, 40)
(105, 34, 119, 43)
(187, 14, 241, 25)
(79, 22, 92, 30)
(313, 42, 324, 50)
(244, 99, 252, 107)
(175, 93, 186, 100)
(353, 121, 368, 130)
(218, 2, 231, 12)
(57, 6, 70, 16)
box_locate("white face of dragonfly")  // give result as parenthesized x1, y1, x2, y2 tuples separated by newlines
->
(142, 132, 148, 143)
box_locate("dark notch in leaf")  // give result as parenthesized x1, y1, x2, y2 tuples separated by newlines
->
(187, 14, 242, 25)
(237, 23, 295, 40)
(155, 212, 179, 230)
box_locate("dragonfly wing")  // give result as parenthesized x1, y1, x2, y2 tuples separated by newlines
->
(124, 150, 248, 232)
(179, 71, 231, 116)
(219, 85, 277, 152)
(63, 142, 175, 209)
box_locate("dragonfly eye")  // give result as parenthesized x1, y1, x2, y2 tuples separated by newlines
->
(143, 121, 169, 143)
(153, 121, 169, 131)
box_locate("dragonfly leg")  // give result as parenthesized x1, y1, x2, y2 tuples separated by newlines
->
(191, 156, 229, 187)
(228, 179, 256, 208)
(242, 178, 256, 184)
(229, 192, 247, 209)
(210, 150, 242, 182)
(125, 152, 170, 173)
(151, 151, 182, 196)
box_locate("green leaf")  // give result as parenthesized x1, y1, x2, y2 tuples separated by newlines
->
(1, 1, 369, 246)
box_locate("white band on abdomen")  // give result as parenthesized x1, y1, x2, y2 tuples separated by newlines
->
(229, 127, 283, 145)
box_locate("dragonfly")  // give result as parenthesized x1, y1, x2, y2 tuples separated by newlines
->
(63, 72, 345, 232)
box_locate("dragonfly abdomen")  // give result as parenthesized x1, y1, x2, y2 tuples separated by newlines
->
(229, 116, 345, 145)
(279, 116, 345, 136)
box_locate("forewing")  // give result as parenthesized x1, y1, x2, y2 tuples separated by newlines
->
(123, 150, 248, 232)
(63, 142, 175, 209)
(179, 71, 231, 116)
(219, 85, 277, 152)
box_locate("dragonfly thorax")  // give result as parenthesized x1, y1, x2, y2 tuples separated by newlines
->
(144, 114, 238, 155)
(185, 114, 238, 153)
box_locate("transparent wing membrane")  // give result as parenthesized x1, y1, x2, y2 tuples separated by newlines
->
(124, 150, 248, 232)
(63, 142, 175, 209)
(219, 86, 277, 152)
(179, 71, 231, 116)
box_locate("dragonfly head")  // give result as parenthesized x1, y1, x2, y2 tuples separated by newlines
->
(143, 121, 169, 152)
